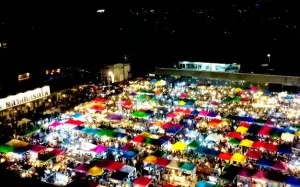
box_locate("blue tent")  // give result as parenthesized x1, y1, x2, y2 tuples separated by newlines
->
(257, 158, 273, 168)
(115, 133, 127, 139)
(278, 145, 292, 155)
(285, 95, 293, 100)
(190, 109, 199, 116)
(264, 90, 271, 95)
(284, 176, 300, 186)
(196, 181, 214, 187)
(73, 126, 84, 131)
(167, 127, 182, 135)
(283, 128, 296, 134)
(195, 147, 220, 157)
(185, 101, 194, 107)
(122, 151, 138, 160)
(72, 113, 82, 119)
(80, 127, 100, 135)
(151, 79, 157, 83)
(180, 162, 196, 173)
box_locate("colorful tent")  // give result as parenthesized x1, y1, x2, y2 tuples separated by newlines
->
(172, 142, 187, 151)
(226, 132, 243, 140)
(272, 161, 287, 171)
(88, 166, 104, 176)
(199, 111, 209, 117)
(133, 176, 153, 187)
(106, 162, 125, 171)
(92, 98, 108, 103)
(231, 153, 246, 163)
(0, 144, 14, 153)
(188, 140, 200, 149)
(239, 139, 254, 147)
(228, 138, 240, 145)
(105, 114, 123, 121)
(144, 156, 158, 164)
(236, 126, 249, 133)
(90, 145, 107, 154)
(90, 105, 106, 112)
(64, 119, 85, 125)
(180, 162, 196, 173)
(252, 141, 265, 149)
(252, 170, 267, 181)
(155, 158, 171, 167)
(80, 127, 100, 135)
(218, 153, 233, 161)
(257, 159, 273, 168)
(246, 150, 262, 160)
(131, 111, 149, 118)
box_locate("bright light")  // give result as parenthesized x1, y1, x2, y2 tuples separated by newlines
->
(97, 9, 105, 13)
(108, 71, 113, 76)
(267, 54, 271, 57)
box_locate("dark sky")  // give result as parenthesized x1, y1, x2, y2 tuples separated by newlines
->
(0, 4, 299, 76)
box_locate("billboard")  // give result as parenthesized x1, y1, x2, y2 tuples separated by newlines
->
(179, 61, 240, 73)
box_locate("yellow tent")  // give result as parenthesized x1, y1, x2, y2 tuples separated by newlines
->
(235, 88, 243, 92)
(6, 139, 20, 147)
(155, 80, 166, 86)
(295, 131, 300, 136)
(15, 141, 29, 148)
(231, 153, 246, 163)
(236, 126, 249, 134)
(239, 139, 254, 147)
(144, 155, 158, 164)
(178, 101, 186, 106)
(221, 120, 229, 126)
(140, 132, 152, 137)
(153, 121, 164, 127)
(88, 166, 104, 176)
(172, 142, 187, 151)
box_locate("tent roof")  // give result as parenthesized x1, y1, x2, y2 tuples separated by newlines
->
(133, 176, 153, 187)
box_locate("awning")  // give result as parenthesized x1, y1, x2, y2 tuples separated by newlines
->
(231, 153, 246, 163)
(239, 139, 254, 147)
(88, 166, 104, 176)
(172, 142, 187, 151)
(218, 152, 232, 161)
(144, 155, 158, 164)
(246, 150, 261, 160)
(236, 126, 249, 134)
(133, 176, 153, 187)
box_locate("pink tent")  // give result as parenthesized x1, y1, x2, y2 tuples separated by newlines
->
(120, 144, 134, 151)
(199, 111, 209, 116)
(239, 168, 253, 178)
(30, 145, 46, 153)
(272, 161, 287, 171)
(162, 122, 174, 129)
(167, 112, 177, 118)
(91, 145, 107, 154)
(252, 170, 267, 180)
(264, 120, 275, 126)
(74, 163, 89, 173)
(49, 121, 61, 128)
(179, 93, 189, 99)
(250, 86, 258, 92)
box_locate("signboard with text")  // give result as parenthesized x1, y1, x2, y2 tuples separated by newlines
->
(0, 86, 50, 111)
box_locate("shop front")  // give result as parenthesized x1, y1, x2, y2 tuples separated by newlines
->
(0, 86, 51, 116)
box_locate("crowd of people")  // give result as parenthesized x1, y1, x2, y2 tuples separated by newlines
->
(0, 78, 300, 187)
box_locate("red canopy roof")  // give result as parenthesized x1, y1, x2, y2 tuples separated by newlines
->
(226, 132, 243, 140)
(252, 141, 265, 149)
(134, 176, 153, 187)
(246, 150, 262, 160)
(106, 162, 125, 171)
(64, 119, 85, 125)
(218, 153, 233, 161)
(49, 148, 64, 156)
(122, 101, 133, 108)
(92, 98, 108, 103)
(264, 143, 278, 152)
(132, 135, 146, 143)
(90, 105, 106, 111)
(272, 161, 287, 171)
(239, 122, 251, 128)
(258, 126, 272, 136)
(155, 158, 171, 167)
(96, 159, 114, 169)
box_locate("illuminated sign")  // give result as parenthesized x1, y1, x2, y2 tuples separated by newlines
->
(18, 73, 30, 81)
(0, 86, 50, 111)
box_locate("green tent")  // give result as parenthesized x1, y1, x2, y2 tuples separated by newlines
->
(23, 127, 40, 136)
(188, 140, 200, 149)
(0, 144, 14, 153)
(294, 124, 300, 130)
(174, 98, 180, 102)
(152, 150, 167, 157)
(222, 97, 232, 103)
(136, 95, 146, 100)
(131, 111, 149, 118)
(270, 131, 281, 139)
(232, 97, 241, 102)
(96, 129, 115, 138)
(143, 137, 152, 144)
(138, 89, 154, 94)
(228, 138, 240, 145)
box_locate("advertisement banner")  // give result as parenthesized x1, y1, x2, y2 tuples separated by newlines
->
(0, 86, 50, 111)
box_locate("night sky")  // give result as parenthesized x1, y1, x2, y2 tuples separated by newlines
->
(0, 3, 298, 78)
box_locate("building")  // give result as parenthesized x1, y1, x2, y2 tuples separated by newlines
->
(178, 61, 241, 73)
(100, 63, 131, 84)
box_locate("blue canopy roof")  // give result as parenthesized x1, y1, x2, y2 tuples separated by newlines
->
(180, 162, 196, 172)
(80, 128, 100, 135)
(264, 90, 271, 95)
(73, 126, 84, 131)
(122, 151, 138, 160)
(190, 109, 199, 116)
(72, 113, 82, 118)
(196, 181, 214, 187)
(115, 133, 127, 139)
(257, 158, 273, 168)
(278, 144, 292, 155)
(284, 176, 300, 186)
(167, 127, 182, 135)
(283, 128, 296, 134)
(195, 147, 220, 157)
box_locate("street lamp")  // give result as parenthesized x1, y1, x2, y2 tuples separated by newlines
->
(267, 54, 271, 64)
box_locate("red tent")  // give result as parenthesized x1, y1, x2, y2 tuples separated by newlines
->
(179, 93, 189, 99)
(226, 132, 243, 140)
(106, 162, 125, 171)
(132, 135, 146, 143)
(90, 105, 106, 112)
(64, 119, 85, 125)
(218, 153, 233, 161)
(252, 141, 265, 149)
(96, 159, 114, 169)
(258, 126, 272, 136)
(164, 184, 176, 187)
(122, 101, 133, 108)
(272, 161, 287, 171)
(134, 176, 153, 187)
(241, 98, 249, 102)
(155, 158, 171, 167)
(264, 120, 275, 126)
(246, 150, 262, 160)
(264, 143, 278, 152)
(211, 101, 220, 106)
(92, 98, 108, 103)
(239, 122, 251, 128)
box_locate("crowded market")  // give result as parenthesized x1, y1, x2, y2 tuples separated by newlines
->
(0, 77, 300, 187)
